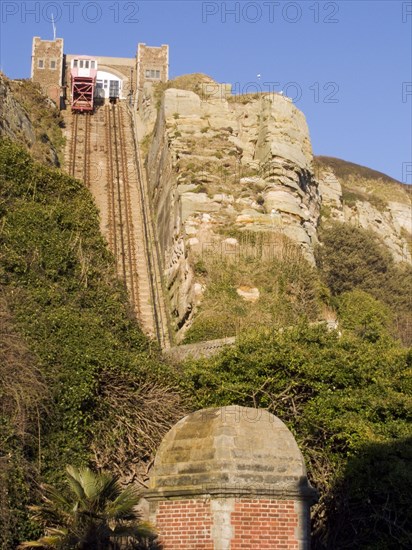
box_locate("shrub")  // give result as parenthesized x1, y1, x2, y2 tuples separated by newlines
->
(0, 140, 185, 546)
(181, 324, 412, 548)
(317, 222, 412, 344)
(336, 289, 394, 342)
(316, 223, 392, 296)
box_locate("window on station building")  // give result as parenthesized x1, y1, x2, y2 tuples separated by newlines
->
(85, 60, 89, 69)
(91, 60, 96, 69)
(79, 60, 84, 69)
(50, 59, 57, 70)
(38, 59, 44, 69)
(73, 59, 78, 68)
(145, 69, 161, 79)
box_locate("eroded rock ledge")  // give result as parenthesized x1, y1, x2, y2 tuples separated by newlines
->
(142, 79, 320, 338)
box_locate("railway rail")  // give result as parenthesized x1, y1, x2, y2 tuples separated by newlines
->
(68, 112, 91, 186)
(129, 105, 171, 349)
(105, 103, 139, 314)
(65, 102, 170, 348)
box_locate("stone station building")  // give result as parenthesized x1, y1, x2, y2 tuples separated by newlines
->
(31, 36, 169, 107)
(146, 406, 318, 549)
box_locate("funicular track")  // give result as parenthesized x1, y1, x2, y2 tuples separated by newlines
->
(69, 112, 91, 186)
(128, 105, 171, 349)
(105, 103, 139, 315)
(105, 102, 170, 347)
(65, 102, 170, 348)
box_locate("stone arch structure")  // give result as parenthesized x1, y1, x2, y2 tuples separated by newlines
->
(146, 406, 318, 549)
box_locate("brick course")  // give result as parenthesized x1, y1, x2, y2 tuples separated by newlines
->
(152, 498, 301, 549)
(155, 499, 213, 549)
(231, 499, 299, 550)
(146, 408, 316, 549)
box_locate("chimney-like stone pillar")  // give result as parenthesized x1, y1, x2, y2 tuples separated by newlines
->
(146, 406, 318, 549)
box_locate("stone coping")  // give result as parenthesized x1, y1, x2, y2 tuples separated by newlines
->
(145, 484, 318, 504)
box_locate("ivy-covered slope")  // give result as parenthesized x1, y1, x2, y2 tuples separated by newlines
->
(316, 222, 412, 346)
(182, 324, 412, 549)
(0, 139, 185, 547)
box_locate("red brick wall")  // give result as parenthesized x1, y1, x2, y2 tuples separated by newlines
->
(155, 499, 214, 549)
(152, 498, 301, 549)
(231, 499, 299, 550)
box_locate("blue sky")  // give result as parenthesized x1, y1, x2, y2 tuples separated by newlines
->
(1, 0, 411, 182)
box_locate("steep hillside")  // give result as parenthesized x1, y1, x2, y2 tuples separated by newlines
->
(0, 73, 64, 166)
(140, 76, 323, 341)
(0, 140, 185, 547)
(137, 77, 411, 342)
(1, 71, 411, 549)
(316, 156, 411, 263)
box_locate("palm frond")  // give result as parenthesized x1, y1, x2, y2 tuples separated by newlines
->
(18, 532, 64, 548)
(20, 464, 152, 550)
(92, 474, 120, 506)
(65, 465, 87, 501)
(111, 521, 157, 540)
(105, 485, 141, 520)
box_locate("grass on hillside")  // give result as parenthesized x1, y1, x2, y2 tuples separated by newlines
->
(184, 231, 325, 343)
(315, 155, 411, 207)
(9, 79, 65, 166)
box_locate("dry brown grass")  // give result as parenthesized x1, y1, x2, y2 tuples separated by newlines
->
(0, 293, 48, 446)
(315, 156, 410, 205)
(90, 370, 187, 487)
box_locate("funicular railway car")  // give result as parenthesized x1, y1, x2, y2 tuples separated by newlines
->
(70, 57, 97, 112)
(95, 74, 122, 103)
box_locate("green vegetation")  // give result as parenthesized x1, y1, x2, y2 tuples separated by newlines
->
(336, 290, 393, 343)
(139, 130, 154, 161)
(182, 219, 412, 547)
(184, 232, 324, 343)
(227, 92, 263, 104)
(316, 222, 412, 345)
(315, 156, 401, 186)
(0, 139, 184, 548)
(341, 186, 387, 211)
(20, 465, 157, 549)
(9, 79, 65, 166)
(2, 80, 412, 550)
(181, 325, 412, 549)
(153, 73, 218, 107)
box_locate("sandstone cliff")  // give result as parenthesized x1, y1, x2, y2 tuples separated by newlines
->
(140, 75, 321, 339)
(316, 156, 411, 263)
(139, 75, 411, 341)
(0, 73, 35, 146)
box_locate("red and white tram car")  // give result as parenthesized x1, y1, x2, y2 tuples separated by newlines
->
(70, 57, 97, 112)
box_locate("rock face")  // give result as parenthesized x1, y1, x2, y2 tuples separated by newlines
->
(316, 157, 412, 264)
(0, 73, 35, 146)
(0, 73, 60, 165)
(140, 76, 410, 340)
(142, 78, 320, 339)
